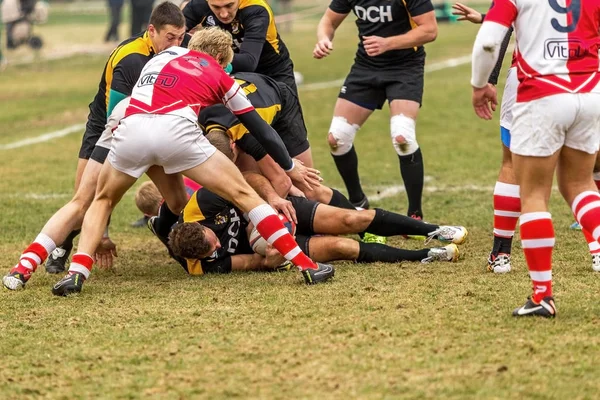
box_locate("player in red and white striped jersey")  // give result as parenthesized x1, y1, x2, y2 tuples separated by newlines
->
(5, 28, 334, 296)
(471, 0, 600, 317)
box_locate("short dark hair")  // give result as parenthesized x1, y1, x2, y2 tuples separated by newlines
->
(169, 222, 212, 259)
(150, 1, 186, 30)
(206, 127, 234, 160)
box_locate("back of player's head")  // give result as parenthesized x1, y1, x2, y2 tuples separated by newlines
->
(169, 223, 211, 259)
(135, 181, 163, 217)
(206, 128, 234, 160)
(187, 27, 234, 66)
(150, 1, 186, 30)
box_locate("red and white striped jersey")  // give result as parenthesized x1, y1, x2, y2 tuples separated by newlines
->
(486, 0, 600, 102)
(125, 46, 253, 121)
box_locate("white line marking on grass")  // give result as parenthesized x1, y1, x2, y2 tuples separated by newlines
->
(367, 183, 497, 202)
(0, 124, 85, 150)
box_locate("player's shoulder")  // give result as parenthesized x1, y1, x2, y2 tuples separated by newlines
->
(110, 32, 154, 67)
(187, 0, 211, 14)
(238, 0, 271, 16)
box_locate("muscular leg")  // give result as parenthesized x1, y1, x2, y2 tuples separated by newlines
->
(306, 236, 445, 264)
(145, 166, 189, 240)
(389, 99, 424, 218)
(181, 151, 322, 273)
(512, 151, 559, 305)
(310, 203, 440, 236)
(488, 143, 521, 273)
(328, 98, 373, 205)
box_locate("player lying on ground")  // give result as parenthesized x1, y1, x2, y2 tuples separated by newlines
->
(164, 171, 468, 276)
(456, 1, 600, 274)
(3, 27, 334, 294)
(471, 0, 600, 317)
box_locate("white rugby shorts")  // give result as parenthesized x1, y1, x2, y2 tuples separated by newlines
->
(108, 113, 216, 178)
(500, 66, 517, 131)
(510, 92, 600, 157)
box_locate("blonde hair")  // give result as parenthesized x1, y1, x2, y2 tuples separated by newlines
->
(135, 181, 163, 217)
(187, 27, 234, 66)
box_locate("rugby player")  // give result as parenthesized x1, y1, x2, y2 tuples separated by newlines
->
(471, 0, 600, 317)
(166, 167, 468, 275)
(199, 71, 358, 209)
(42, 28, 334, 295)
(456, 2, 600, 273)
(45, 2, 188, 273)
(314, 0, 437, 222)
(181, 0, 299, 93)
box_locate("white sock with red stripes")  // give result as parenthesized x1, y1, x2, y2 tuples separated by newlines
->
(11, 233, 56, 277)
(493, 181, 521, 240)
(68, 253, 93, 279)
(572, 191, 600, 242)
(519, 212, 554, 303)
(248, 204, 318, 271)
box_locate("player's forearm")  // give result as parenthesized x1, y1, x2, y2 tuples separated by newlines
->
(387, 25, 437, 50)
(237, 111, 294, 171)
(231, 40, 263, 72)
(231, 254, 270, 271)
(256, 157, 291, 197)
(243, 171, 281, 203)
(471, 22, 510, 88)
(317, 15, 337, 42)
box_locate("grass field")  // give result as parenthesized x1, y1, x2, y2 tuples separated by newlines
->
(2, 6, 600, 400)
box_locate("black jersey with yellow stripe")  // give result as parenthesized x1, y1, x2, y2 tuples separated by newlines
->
(183, 0, 293, 77)
(178, 188, 252, 276)
(86, 31, 155, 134)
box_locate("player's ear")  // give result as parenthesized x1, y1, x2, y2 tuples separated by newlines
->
(148, 24, 157, 37)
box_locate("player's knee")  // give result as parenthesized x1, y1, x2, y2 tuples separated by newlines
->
(340, 210, 364, 232)
(329, 237, 355, 259)
(328, 116, 359, 156)
(390, 114, 419, 156)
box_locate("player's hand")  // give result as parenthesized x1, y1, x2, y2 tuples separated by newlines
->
(286, 158, 322, 193)
(452, 3, 483, 24)
(95, 237, 118, 269)
(263, 245, 287, 269)
(472, 84, 498, 120)
(363, 36, 390, 57)
(267, 195, 297, 224)
(314, 38, 333, 59)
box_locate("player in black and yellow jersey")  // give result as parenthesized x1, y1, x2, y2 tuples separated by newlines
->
(44, 2, 186, 274)
(199, 71, 359, 211)
(166, 153, 467, 276)
(181, 0, 297, 93)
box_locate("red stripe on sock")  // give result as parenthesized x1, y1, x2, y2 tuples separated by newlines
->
(520, 216, 553, 303)
(256, 215, 317, 270)
(72, 253, 94, 272)
(493, 194, 520, 237)
(17, 242, 50, 272)
(574, 193, 600, 240)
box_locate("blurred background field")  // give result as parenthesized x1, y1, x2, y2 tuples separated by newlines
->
(2, 2, 600, 399)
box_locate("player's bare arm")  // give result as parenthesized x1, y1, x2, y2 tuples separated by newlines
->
(364, 11, 437, 57)
(243, 171, 297, 224)
(314, 8, 348, 59)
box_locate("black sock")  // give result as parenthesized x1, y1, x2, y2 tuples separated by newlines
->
(154, 202, 180, 238)
(60, 229, 81, 250)
(328, 188, 356, 210)
(398, 148, 424, 218)
(357, 242, 429, 263)
(492, 236, 513, 256)
(332, 146, 365, 204)
(366, 208, 438, 237)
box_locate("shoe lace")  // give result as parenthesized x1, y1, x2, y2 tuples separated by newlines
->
(425, 227, 453, 244)
(421, 248, 445, 264)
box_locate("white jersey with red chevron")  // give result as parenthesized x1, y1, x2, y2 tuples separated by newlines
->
(486, 0, 600, 102)
(125, 46, 253, 122)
